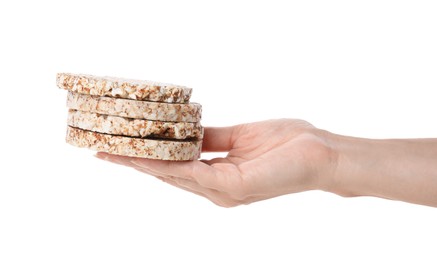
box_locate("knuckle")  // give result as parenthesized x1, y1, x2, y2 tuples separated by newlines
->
(230, 189, 249, 201)
(228, 175, 253, 201)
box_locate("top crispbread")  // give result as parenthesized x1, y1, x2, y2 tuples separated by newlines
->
(57, 73, 192, 103)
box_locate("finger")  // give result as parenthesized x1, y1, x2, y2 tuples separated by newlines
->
(197, 162, 243, 191)
(95, 152, 138, 168)
(133, 166, 168, 178)
(162, 177, 239, 207)
(133, 166, 219, 204)
(131, 157, 235, 192)
(133, 166, 192, 183)
(135, 161, 245, 207)
(161, 175, 263, 207)
(173, 177, 221, 196)
(155, 176, 209, 199)
(202, 126, 240, 152)
(136, 164, 221, 197)
(130, 158, 216, 181)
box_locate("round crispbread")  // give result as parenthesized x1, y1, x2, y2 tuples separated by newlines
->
(66, 126, 202, 161)
(67, 109, 203, 139)
(67, 91, 202, 123)
(57, 73, 192, 103)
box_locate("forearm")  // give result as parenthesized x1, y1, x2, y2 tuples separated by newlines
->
(324, 133, 437, 207)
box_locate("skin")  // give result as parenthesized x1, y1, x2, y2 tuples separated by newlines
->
(96, 119, 437, 208)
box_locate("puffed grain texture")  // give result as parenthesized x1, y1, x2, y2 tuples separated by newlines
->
(57, 73, 192, 103)
(66, 92, 202, 123)
(66, 126, 202, 160)
(67, 109, 203, 139)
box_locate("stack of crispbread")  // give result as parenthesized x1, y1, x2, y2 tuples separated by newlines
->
(57, 73, 203, 160)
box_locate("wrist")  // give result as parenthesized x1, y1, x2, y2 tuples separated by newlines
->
(303, 129, 342, 193)
(313, 130, 373, 197)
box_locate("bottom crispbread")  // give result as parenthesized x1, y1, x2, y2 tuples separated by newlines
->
(66, 126, 202, 161)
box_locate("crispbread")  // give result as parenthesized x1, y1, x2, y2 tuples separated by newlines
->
(66, 126, 202, 160)
(67, 91, 202, 123)
(67, 109, 203, 139)
(57, 73, 192, 103)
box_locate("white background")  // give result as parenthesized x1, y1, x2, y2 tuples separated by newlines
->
(1, 0, 436, 259)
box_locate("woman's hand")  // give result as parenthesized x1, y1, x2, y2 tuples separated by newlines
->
(96, 119, 337, 207)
